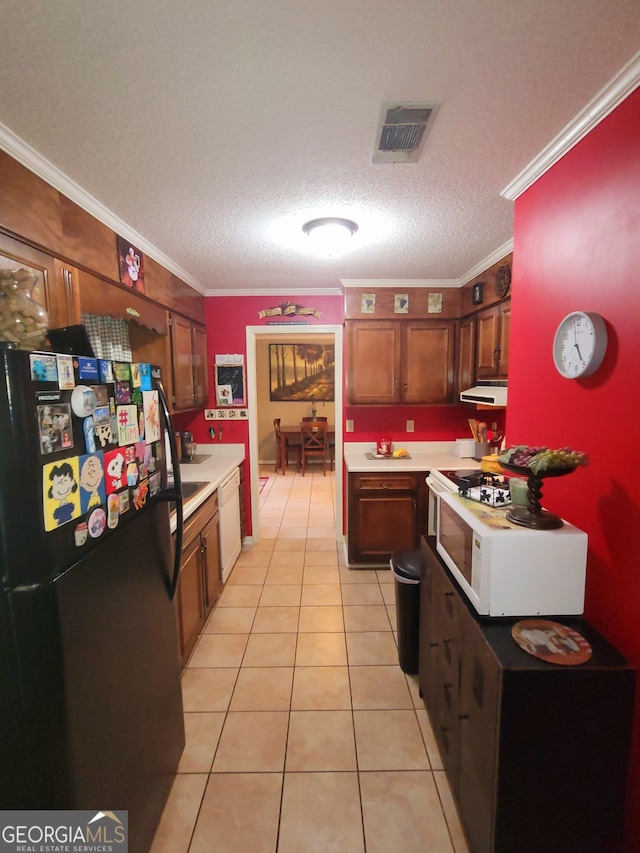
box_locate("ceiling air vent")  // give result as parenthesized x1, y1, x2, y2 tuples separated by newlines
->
(372, 102, 440, 164)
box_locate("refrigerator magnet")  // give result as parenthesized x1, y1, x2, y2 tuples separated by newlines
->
(149, 471, 162, 496)
(76, 357, 99, 382)
(126, 461, 139, 487)
(139, 363, 152, 391)
(79, 452, 106, 513)
(43, 458, 81, 531)
(57, 354, 75, 389)
(88, 507, 106, 538)
(107, 493, 120, 529)
(143, 391, 160, 443)
(30, 353, 58, 383)
(83, 417, 96, 453)
(104, 448, 126, 493)
(117, 405, 140, 445)
(115, 380, 132, 405)
(132, 479, 149, 510)
(119, 489, 131, 513)
(131, 362, 141, 388)
(99, 359, 114, 383)
(38, 403, 73, 455)
(71, 385, 97, 417)
(113, 362, 131, 382)
(74, 521, 88, 547)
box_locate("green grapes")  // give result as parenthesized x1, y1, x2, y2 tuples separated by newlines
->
(499, 444, 589, 474)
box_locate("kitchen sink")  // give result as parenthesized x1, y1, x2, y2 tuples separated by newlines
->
(169, 480, 209, 513)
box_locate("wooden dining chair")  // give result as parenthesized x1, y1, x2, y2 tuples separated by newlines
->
(274, 418, 300, 474)
(300, 420, 328, 476)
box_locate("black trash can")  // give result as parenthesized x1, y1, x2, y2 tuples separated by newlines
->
(389, 549, 421, 675)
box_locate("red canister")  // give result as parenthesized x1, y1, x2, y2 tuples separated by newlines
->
(377, 435, 391, 456)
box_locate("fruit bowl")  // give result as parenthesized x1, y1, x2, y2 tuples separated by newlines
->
(499, 446, 588, 530)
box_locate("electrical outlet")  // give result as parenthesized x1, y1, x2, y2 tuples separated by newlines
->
(346, 419, 354, 432)
(406, 419, 415, 433)
(204, 409, 216, 420)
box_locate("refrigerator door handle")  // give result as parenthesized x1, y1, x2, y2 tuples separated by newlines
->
(156, 380, 183, 601)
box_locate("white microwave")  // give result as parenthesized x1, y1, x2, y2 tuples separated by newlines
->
(436, 491, 588, 617)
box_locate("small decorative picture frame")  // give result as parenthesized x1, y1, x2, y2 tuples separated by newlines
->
(472, 282, 484, 305)
(361, 293, 376, 314)
(428, 293, 443, 314)
(394, 293, 409, 313)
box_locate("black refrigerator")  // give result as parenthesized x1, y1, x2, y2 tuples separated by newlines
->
(0, 343, 185, 852)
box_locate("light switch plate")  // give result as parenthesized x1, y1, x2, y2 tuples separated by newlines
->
(346, 419, 354, 432)
(406, 420, 415, 432)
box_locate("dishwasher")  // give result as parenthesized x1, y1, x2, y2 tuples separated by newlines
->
(219, 467, 242, 583)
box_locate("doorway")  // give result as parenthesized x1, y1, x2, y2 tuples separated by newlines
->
(246, 324, 343, 544)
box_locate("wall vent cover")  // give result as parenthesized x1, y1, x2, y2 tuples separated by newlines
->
(372, 102, 440, 164)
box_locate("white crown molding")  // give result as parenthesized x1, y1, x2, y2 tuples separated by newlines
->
(206, 287, 344, 297)
(457, 239, 514, 286)
(0, 122, 207, 295)
(502, 50, 640, 200)
(340, 278, 458, 289)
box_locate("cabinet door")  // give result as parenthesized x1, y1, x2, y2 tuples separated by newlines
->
(346, 321, 401, 404)
(456, 316, 476, 394)
(497, 302, 510, 378)
(176, 537, 205, 664)
(349, 492, 416, 562)
(457, 618, 500, 853)
(0, 233, 79, 343)
(202, 512, 222, 613)
(171, 313, 197, 410)
(402, 321, 455, 404)
(475, 304, 501, 378)
(191, 322, 209, 407)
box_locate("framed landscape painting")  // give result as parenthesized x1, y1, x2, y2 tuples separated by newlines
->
(269, 343, 335, 401)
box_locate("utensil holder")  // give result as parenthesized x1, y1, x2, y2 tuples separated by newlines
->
(472, 441, 490, 461)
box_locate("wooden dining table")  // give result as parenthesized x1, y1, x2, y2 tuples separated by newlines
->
(280, 424, 336, 471)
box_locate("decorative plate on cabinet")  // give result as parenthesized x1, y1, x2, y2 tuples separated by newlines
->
(495, 264, 511, 298)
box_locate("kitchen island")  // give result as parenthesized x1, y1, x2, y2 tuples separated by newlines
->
(344, 441, 480, 564)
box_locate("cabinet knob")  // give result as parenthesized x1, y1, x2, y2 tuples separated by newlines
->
(444, 591, 454, 598)
(429, 642, 439, 648)
(459, 713, 469, 721)
(380, 482, 391, 489)
(443, 638, 452, 645)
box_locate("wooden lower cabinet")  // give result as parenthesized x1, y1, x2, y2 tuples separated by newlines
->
(419, 537, 636, 853)
(173, 494, 222, 667)
(348, 472, 426, 563)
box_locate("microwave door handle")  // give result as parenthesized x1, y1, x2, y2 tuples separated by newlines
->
(156, 379, 183, 601)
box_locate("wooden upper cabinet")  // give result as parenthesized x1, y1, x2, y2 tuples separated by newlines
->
(402, 320, 455, 405)
(476, 300, 510, 379)
(0, 232, 80, 342)
(346, 321, 402, 405)
(456, 315, 476, 395)
(170, 314, 209, 411)
(346, 319, 455, 405)
(59, 196, 120, 282)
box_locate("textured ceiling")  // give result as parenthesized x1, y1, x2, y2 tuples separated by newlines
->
(1, 0, 639, 294)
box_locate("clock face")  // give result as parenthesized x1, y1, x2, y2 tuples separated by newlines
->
(552, 311, 608, 378)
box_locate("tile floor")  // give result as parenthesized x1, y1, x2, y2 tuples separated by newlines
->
(151, 466, 469, 853)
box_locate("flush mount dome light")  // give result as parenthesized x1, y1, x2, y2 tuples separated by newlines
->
(302, 217, 358, 257)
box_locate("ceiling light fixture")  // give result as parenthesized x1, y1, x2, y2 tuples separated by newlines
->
(302, 217, 358, 257)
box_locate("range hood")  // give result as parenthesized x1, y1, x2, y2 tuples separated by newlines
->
(459, 381, 507, 407)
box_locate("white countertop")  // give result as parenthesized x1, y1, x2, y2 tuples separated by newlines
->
(344, 441, 481, 473)
(170, 443, 245, 532)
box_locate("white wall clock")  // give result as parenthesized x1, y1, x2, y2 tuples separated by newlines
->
(552, 311, 608, 378)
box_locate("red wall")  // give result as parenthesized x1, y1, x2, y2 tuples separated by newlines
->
(507, 86, 640, 850)
(174, 291, 502, 534)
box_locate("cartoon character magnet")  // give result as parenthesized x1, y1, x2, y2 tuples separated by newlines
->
(43, 458, 81, 531)
(104, 448, 127, 493)
(79, 452, 106, 512)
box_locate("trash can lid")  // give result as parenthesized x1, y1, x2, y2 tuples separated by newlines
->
(389, 549, 421, 582)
